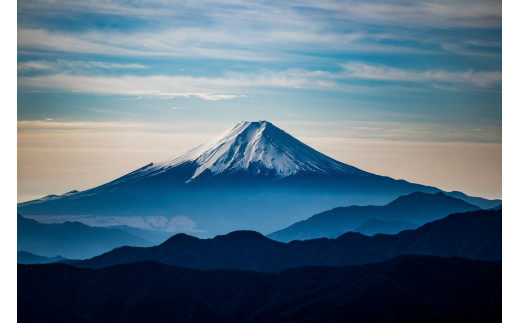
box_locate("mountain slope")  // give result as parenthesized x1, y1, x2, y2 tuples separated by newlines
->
(351, 219, 417, 237)
(17, 251, 67, 265)
(19, 255, 501, 323)
(268, 191, 480, 242)
(107, 225, 172, 245)
(445, 190, 501, 209)
(17, 214, 159, 259)
(17, 121, 498, 236)
(66, 209, 501, 272)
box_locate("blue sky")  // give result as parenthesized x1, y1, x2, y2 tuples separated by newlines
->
(17, 0, 502, 200)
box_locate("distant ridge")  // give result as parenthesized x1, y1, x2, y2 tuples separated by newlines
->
(445, 190, 501, 210)
(17, 251, 67, 265)
(351, 219, 416, 236)
(268, 191, 481, 242)
(17, 214, 159, 259)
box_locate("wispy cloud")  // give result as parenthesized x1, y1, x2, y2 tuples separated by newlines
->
(17, 120, 150, 132)
(282, 119, 501, 143)
(18, 27, 400, 61)
(17, 0, 501, 65)
(17, 61, 52, 71)
(18, 62, 502, 100)
(18, 59, 145, 72)
(18, 0, 501, 29)
(18, 74, 241, 100)
(314, 0, 501, 29)
(60, 61, 145, 70)
(16, 119, 228, 136)
(340, 62, 502, 89)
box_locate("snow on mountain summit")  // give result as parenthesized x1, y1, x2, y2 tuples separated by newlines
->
(144, 121, 368, 182)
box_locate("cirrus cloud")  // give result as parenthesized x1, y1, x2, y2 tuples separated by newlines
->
(18, 62, 502, 101)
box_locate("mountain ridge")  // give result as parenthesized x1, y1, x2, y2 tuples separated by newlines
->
(17, 214, 164, 259)
(17, 251, 67, 265)
(268, 191, 481, 241)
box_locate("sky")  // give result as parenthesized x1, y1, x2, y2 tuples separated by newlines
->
(17, 0, 502, 201)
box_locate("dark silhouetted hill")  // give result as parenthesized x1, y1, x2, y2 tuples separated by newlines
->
(18, 255, 501, 323)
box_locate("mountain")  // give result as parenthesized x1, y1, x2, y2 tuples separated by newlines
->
(17, 214, 160, 259)
(66, 209, 501, 272)
(268, 191, 480, 242)
(19, 255, 501, 323)
(489, 203, 502, 210)
(350, 219, 417, 237)
(445, 190, 501, 210)
(107, 225, 172, 245)
(17, 251, 67, 265)
(17, 121, 498, 236)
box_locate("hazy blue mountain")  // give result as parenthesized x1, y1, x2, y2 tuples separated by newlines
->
(66, 209, 501, 272)
(108, 225, 172, 245)
(268, 191, 480, 242)
(19, 255, 501, 323)
(445, 190, 501, 210)
(350, 218, 418, 236)
(17, 121, 498, 237)
(17, 251, 67, 265)
(489, 203, 502, 210)
(17, 214, 159, 259)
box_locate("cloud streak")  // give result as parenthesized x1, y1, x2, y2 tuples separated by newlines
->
(18, 59, 145, 71)
(18, 0, 501, 29)
(18, 62, 502, 100)
(314, 0, 501, 29)
(18, 27, 412, 61)
(18, 74, 241, 100)
(341, 62, 502, 89)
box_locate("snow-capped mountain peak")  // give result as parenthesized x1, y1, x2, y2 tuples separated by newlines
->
(146, 120, 367, 182)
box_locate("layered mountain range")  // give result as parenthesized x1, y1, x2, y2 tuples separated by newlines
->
(17, 121, 500, 237)
(65, 209, 501, 272)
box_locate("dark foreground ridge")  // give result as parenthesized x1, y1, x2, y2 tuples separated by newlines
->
(66, 209, 501, 272)
(18, 255, 501, 323)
